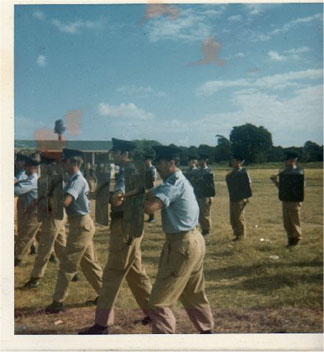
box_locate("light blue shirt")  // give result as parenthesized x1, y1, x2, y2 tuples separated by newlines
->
(14, 172, 38, 208)
(114, 167, 125, 193)
(64, 170, 90, 216)
(151, 170, 199, 234)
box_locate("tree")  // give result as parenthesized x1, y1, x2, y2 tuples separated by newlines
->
(267, 146, 285, 162)
(214, 134, 232, 162)
(303, 141, 323, 162)
(54, 119, 66, 141)
(230, 123, 273, 163)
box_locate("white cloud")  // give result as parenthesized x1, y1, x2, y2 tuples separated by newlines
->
(197, 69, 323, 96)
(98, 102, 155, 120)
(37, 55, 46, 67)
(51, 18, 103, 34)
(236, 52, 245, 58)
(228, 15, 242, 22)
(284, 46, 310, 54)
(143, 8, 215, 42)
(268, 50, 286, 62)
(33, 10, 45, 21)
(116, 85, 167, 98)
(254, 13, 322, 42)
(270, 13, 322, 36)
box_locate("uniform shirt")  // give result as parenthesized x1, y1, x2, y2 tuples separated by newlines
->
(145, 164, 157, 190)
(151, 170, 199, 234)
(64, 170, 91, 216)
(15, 169, 28, 183)
(186, 166, 198, 177)
(229, 167, 252, 184)
(14, 172, 38, 208)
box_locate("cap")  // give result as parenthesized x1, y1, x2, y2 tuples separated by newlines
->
(110, 138, 136, 152)
(41, 151, 62, 164)
(198, 145, 211, 160)
(62, 148, 84, 160)
(144, 150, 155, 160)
(188, 152, 198, 161)
(153, 145, 181, 161)
(232, 153, 244, 162)
(284, 151, 299, 161)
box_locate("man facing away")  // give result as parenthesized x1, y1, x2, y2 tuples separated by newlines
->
(271, 152, 304, 247)
(225, 155, 252, 241)
(144, 145, 214, 334)
(45, 148, 103, 313)
(79, 138, 152, 334)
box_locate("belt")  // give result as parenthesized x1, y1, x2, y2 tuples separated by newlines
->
(110, 211, 124, 219)
(165, 228, 197, 241)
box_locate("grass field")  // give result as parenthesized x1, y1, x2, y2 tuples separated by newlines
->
(14, 167, 323, 334)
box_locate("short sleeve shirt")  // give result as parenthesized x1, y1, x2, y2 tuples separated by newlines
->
(14, 172, 38, 208)
(64, 170, 91, 216)
(151, 170, 199, 234)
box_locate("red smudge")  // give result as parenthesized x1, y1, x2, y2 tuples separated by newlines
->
(65, 110, 82, 136)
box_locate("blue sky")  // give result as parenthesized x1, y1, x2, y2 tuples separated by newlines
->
(14, 3, 323, 147)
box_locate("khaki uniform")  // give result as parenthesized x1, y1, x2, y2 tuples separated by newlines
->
(95, 216, 152, 326)
(197, 197, 212, 234)
(282, 202, 302, 243)
(30, 213, 67, 279)
(230, 199, 248, 239)
(148, 229, 214, 334)
(15, 207, 42, 261)
(53, 214, 103, 302)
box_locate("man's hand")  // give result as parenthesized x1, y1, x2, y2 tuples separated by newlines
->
(111, 191, 124, 207)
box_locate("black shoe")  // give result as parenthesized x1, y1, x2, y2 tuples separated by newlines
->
(72, 273, 80, 282)
(49, 253, 58, 264)
(23, 278, 40, 289)
(45, 301, 65, 314)
(85, 296, 99, 306)
(78, 324, 109, 335)
(201, 330, 213, 334)
(141, 316, 152, 326)
(29, 244, 37, 255)
(14, 259, 22, 267)
(202, 231, 210, 236)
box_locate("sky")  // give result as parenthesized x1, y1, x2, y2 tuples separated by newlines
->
(14, 2, 323, 147)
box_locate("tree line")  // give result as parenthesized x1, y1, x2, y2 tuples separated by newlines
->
(133, 123, 323, 165)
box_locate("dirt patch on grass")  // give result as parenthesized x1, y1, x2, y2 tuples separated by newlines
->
(15, 307, 323, 334)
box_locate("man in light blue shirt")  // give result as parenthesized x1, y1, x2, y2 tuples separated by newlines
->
(45, 149, 103, 314)
(14, 155, 41, 266)
(144, 145, 214, 334)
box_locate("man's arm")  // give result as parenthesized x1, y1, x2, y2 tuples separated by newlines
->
(63, 194, 74, 208)
(145, 198, 163, 215)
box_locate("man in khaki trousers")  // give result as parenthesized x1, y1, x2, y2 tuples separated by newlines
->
(14, 155, 42, 267)
(226, 155, 252, 241)
(196, 152, 214, 237)
(79, 138, 152, 334)
(144, 145, 214, 334)
(45, 149, 103, 314)
(271, 152, 304, 247)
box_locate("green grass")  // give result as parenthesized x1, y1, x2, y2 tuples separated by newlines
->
(14, 168, 323, 334)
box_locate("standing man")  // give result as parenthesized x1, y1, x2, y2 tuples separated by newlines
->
(144, 145, 214, 334)
(225, 155, 252, 241)
(14, 153, 28, 239)
(22, 152, 67, 289)
(196, 151, 214, 237)
(79, 138, 152, 334)
(14, 154, 42, 267)
(144, 153, 157, 224)
(45, 149, 103, 313)
(271, 152, 304, 247)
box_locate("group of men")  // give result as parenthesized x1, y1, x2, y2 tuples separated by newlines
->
(14, 139, 304, 334)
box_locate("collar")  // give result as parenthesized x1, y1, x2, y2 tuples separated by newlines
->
(69, 170, 81, 181)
